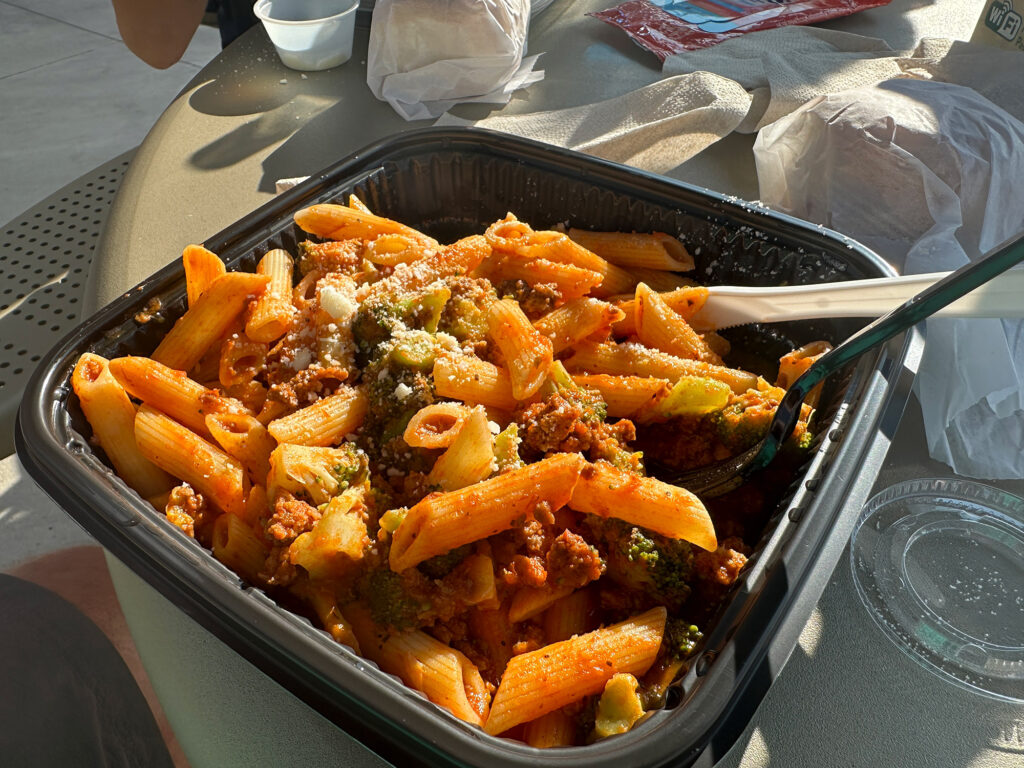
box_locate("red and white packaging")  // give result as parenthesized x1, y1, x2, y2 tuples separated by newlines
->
(590, 0, 893, 61)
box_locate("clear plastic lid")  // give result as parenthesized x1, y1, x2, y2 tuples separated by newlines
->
(851, 477, 1024, 702)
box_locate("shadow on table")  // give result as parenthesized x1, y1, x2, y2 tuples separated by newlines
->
(0, 557, 182, 767)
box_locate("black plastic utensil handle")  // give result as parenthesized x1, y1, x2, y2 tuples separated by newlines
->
(749, 230, 1024, 475)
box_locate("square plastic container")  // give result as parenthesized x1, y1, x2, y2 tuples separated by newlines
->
(17, 128, 923, 767)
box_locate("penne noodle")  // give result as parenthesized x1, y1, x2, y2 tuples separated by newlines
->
(344, 602, 490, 726)
(294, 203, 436, 246)
(71, 354, 173, 498)
(307, 586, 361, 652)
(635, 283, 721, 364)
(205, 411, 277, 484)
(570, 460, 717, 551)
(182, 244, 226, 308)
(109, 355, 246, 439)
(485, 214, 533, 252)
(152, 272, 270, 373)
(508, 585, 574, 624)
(489, 256, 603, 303)
(348, 194, 372, 214)
(627, 267, 696, 293)
(211, 511, 268, 583)
(403, 402, 473, 449)
(543, 588, 595, 644)
(484, 607, 666, 735)
(613, 285, 708, 338)
(135, 404, 247, 517)
(363, 233, 428, 267)
(378, 630, 491, 726)
(487, 298, 553, 401)
(514, 231, 635, 298)
(390, 452, 585, 572)
(567, 229, 695, 272)
(427, 407, 495, 492)
(267, 386, 368, 446)
(523, 709, 576, 749)
(245, 249, 296, 343)
(569, 373, 668, 418)
(533, 298, 625, 355)
(218, 334, 268, 389)
(564, 341, 757, 394)
(433, 354, 518, 411)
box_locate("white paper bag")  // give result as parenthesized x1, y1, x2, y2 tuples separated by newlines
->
(754, 79, 1024, 479)
(366, 0, 543, 121)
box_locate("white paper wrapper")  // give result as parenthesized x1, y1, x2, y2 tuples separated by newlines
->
(366, 0, 543, 121)
(755, 79, 1024, 479)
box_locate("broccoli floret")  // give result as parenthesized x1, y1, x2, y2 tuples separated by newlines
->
(360, 569, 430, 631)
(437, 276, 496, 346)
(417, 543, 472, 579)
(352, 282, 451, 358)
(663, 618, 703, 660)
(587, 517, 694, 611)
(268, 443, 369, 505)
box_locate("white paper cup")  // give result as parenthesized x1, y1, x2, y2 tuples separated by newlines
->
(253, 0, 359, 72)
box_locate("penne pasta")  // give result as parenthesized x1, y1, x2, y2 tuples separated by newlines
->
(211, 510, 269, 583)
(152, 271, 270, 373)
(514, 231, 635, 298)
(403, 402, 473, 449)
(433, 354, 518, 411)
(508, 584, 574, 624)
(109, 355, 245, 439)
(267, 386, 368, 446)
(71, 354, 173, 498)
(564, 341, 757, 394)
(567, 229, 694, 272)
(205, 411, 277, 484)
(135, 404, 247, 517)
(523, 709, 576, 749)
(570, 460, 717, 551)
(635, 283, 721, 364)
(294, 203, 436, 246)
(427, 407, 495, 492)
(543, 588, 595, 643)
(390, 452, 585, 572)
(487, 256, 603, 303)
(182, 244, 226, 307)
(570, 373, 668, 418)
(533, 298, 625, 355)
(487, 298, 553, 401)
(246, 249, 296, 343)
(613, 285, 708, 338)
(484, 607, 666, 735)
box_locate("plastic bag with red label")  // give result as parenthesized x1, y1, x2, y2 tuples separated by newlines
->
(590, 0, 893, 61)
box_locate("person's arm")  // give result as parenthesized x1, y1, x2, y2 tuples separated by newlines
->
(111, 0, 209, 69)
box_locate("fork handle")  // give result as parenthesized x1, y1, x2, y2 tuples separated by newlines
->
(692, 269, 1024, 330)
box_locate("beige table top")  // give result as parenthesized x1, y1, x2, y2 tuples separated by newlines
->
(80, 1, 1024, 766)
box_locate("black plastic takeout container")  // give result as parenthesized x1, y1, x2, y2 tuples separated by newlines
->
(17, 128, 922, 767)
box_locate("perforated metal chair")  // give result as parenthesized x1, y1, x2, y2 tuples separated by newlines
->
(0, 151, 134, 458)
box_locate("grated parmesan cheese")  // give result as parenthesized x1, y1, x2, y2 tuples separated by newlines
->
(394, 382, 413, 401)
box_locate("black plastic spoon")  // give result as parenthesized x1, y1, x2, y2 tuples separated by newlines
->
(651, 231, 1024, 497)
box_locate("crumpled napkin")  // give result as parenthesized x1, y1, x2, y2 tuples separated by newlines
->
(755, 78, 1024, 479)
(367, 0, 544, 121)
(664, 28, 1024, 132)
(435, 71, 752, 173)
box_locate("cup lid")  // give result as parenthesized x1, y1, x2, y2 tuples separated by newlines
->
(851, 477, 1024, 702)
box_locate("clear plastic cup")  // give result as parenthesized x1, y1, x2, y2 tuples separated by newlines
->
(253, 0, 359, 72)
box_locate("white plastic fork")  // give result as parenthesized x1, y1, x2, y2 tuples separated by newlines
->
(687, 270, 1024, 331)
